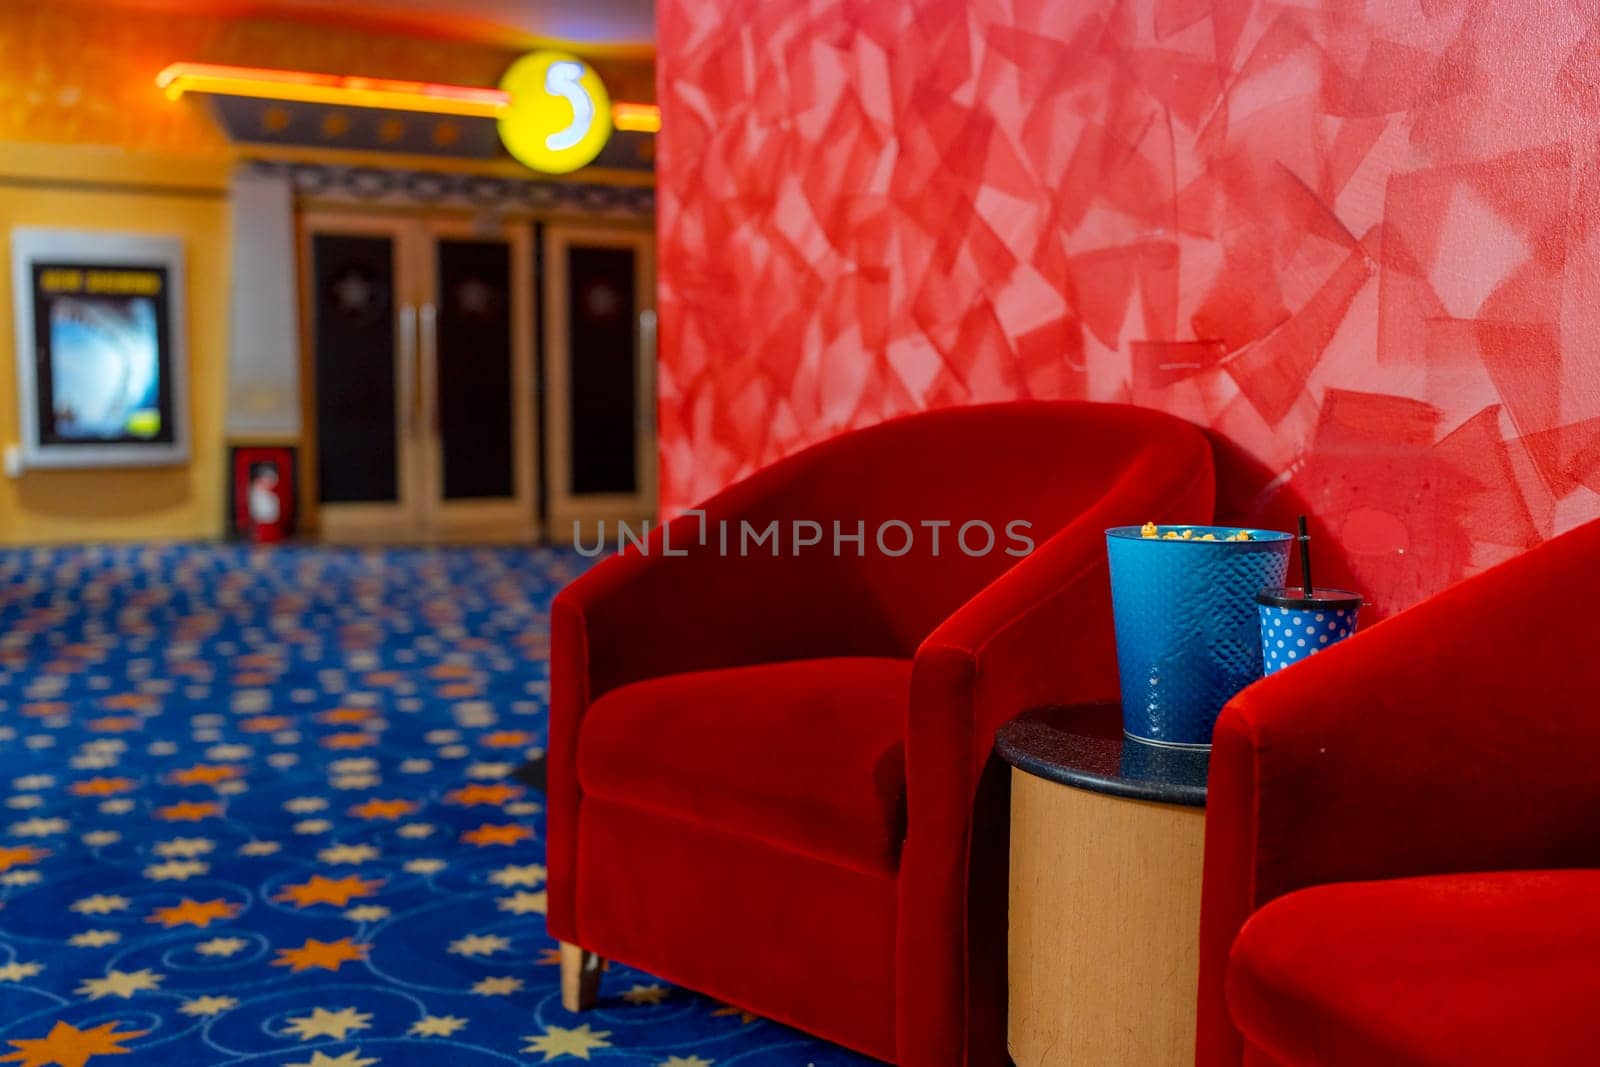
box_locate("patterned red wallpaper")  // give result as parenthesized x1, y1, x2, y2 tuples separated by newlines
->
(656, 0, 1600, 616)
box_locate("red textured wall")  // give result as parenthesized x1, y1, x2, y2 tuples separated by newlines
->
(656, 0, 1600, 617)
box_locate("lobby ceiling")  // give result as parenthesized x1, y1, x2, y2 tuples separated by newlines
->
(92, 0, 656, 54)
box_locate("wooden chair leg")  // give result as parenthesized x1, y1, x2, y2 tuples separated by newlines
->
(559, 942, 603, 1012)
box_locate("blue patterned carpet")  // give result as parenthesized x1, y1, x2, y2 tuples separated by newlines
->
(0, 545, 875, 1067)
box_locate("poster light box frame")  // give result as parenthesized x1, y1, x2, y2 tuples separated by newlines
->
(10, 227, 190, 469)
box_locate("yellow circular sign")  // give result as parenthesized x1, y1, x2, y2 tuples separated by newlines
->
(498, 51, 612, 174)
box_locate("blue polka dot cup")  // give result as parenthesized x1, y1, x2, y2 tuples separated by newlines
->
(1256, 588, 1363, 675)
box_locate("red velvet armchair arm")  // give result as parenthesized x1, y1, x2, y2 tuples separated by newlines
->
(895, 444, 1215, 1067)
(1195, 518, 1600, 1067)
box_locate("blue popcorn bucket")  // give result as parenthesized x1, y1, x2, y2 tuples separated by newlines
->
(1256, 588, 1363, 675)
(1106, 526, 1292, 748)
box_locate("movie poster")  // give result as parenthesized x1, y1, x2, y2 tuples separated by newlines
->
(11, 230, 187, 468)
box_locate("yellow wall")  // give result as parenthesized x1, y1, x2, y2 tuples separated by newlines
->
(0, 145, 231, 544)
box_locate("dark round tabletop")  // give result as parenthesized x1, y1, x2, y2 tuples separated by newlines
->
(995, 702, 1209, 807)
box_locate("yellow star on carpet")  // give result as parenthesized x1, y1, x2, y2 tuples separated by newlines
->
(282, 1006, 373, 1041)
(76, 967, 164, 1000)
(408, 1015, 468, 1037)
(144, 859, 209, 881)
(348, 798, 416, 820)
(238, 840, 280, 856)
(465, 762, 513, 779)
(317, 843, 380, 865)
(283, 797, 328, 814)
(293, 819, 333, 835)
(80, 831, 120, 847)
(0, 1019, 146, 1067)
(496, 890, 547, 915)
(283, 1050, 378, 1067)
(70, 894, 129, 916)
(0, 961, 42, 982)
(275, 874, 384, 908)
(343, 905, 391, 922)
(194, 937, 247, 957)
(402, 858, 444, 875)
(461, 823, 533, 847)
(0, 871, 40, 887)
(471, 976, 523, 996)
(98, 800, 135, 815)
(521, 1024, 612, 1061)
(659, 1057, 716, 1067)
(487, 863, 546, 887)
(9, 818, 68, 837)
(67, 930, 119, 948)
(621, 983, 671, 1006)
(272, 937, 370, 973)
(145, 897, 240, 929)
(448, 933, 509, 957)
(179, 995, 237, 1016)
(152, 837, 214, 858)
(395, 823, 434, 839)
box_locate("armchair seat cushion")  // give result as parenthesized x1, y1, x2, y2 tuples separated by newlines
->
(1228, 869, 1600, 1066)
(577, 657, 912, 877)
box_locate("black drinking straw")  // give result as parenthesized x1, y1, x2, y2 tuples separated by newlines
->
(1297, 515, 1314, 597)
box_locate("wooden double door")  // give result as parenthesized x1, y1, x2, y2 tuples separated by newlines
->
(300, 210, 655, 543)
(303, 212, 534, 541)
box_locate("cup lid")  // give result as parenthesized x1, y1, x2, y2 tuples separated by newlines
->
(1256, 587, 1363, 611)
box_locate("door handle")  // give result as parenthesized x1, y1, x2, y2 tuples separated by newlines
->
(638, 308, 657, 436)
(397, 304, 418, 437)
(420, 301, 439, 437)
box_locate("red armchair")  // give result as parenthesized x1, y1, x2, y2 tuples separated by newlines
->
(550, 400, 1214, 1065)
(1197, 517, 1600, 1066)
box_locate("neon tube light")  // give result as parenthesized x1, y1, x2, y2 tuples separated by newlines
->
(611, 102, 662, 133)
(155, 62, 661, 132)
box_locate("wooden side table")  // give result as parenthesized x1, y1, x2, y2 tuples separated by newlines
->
(996, 702, 1209, 1067)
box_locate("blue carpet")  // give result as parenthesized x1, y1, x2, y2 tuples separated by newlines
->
(0, 544, 876, 1067)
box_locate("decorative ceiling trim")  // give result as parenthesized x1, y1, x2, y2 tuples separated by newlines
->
(250, 160, 654, 217)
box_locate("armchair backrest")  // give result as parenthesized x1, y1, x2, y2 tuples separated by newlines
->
(702, 401, 1214, 657)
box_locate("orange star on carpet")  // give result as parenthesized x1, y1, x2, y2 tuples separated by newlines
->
(0, 1019, 147, 1067)
(317, 708, 374, 724)
(321, 732, 377, 750)
(271, 936, 370, 973)
(238, 716, 292, 734)
(274, 874, 384, 908)
(444, 783, 524, 807)
(86, 717, 141, 734)
(427, 663, 474, 679)
(21, 702, 67, 718)
(0, 846, 49, 872)
(167, 765, 243, 786)
(461, 823, 534, 847)
(68, 778, 136, 798)
(154, 801, 223, 822)
(145, 898, 241, 929)
(101, 693, 156, 711)
(348, 798, 416, 820)
(480, 731, 534, 749)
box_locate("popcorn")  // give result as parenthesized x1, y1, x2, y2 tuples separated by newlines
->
(1140, 523, 1254, 542)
